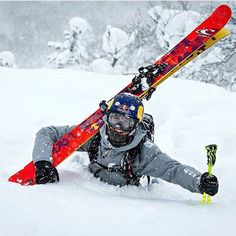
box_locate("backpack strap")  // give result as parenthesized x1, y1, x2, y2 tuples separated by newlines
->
(122, 136, 146, 185)
(142, 113, 155, 141)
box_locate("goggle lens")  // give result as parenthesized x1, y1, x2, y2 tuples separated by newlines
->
(108, 113, 136, 132)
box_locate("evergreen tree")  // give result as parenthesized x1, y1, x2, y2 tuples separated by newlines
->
(102, 25, 129, 68)
(47, 17, 94, 69)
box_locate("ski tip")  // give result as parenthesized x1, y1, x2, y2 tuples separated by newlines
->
(8, 161, 36, 186)
(8, 174, 24, 184)
(8, 175, 17, 183)
(8, 174, 36, 186)
(218, 4, 232, 17)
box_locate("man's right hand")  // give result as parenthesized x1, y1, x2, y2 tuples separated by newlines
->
(35, 160, 59, 184)
(198, 172, 219, 196)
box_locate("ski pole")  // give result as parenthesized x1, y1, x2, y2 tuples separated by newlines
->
(202, 144, 217, 204)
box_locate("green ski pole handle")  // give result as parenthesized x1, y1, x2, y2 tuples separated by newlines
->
(202, 144, 217, 204)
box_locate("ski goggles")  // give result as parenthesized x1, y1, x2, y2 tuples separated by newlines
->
(108, 112, 136, 132)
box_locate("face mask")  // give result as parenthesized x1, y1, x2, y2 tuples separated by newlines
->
(106, 125, 134, 147)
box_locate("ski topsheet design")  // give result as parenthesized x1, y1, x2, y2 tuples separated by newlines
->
(9, 5, 231, 185)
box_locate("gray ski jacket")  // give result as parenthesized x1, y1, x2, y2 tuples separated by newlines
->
(32, 118, 202, 193)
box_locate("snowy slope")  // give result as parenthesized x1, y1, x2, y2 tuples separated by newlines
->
(1, 68, 236, 236)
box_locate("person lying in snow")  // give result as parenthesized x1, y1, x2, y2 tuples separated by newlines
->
(32, 93, 218, 196)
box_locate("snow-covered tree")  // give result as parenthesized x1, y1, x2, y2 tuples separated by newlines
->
(0, 51, 16, 68)
(102, 25, 129, 69)
(91, 25, 133, 74)
(47, 17, 94, 69)
(124, 18, 160, 71)
(148, 6, 201, 50)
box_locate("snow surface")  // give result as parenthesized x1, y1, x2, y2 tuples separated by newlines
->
(1, 68, 236, 236)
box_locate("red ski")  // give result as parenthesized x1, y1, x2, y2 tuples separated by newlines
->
(9, 4, 231, 185)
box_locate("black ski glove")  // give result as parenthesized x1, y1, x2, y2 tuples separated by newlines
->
(35, 160, 59, 184)
(198, 172, 219, 196)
